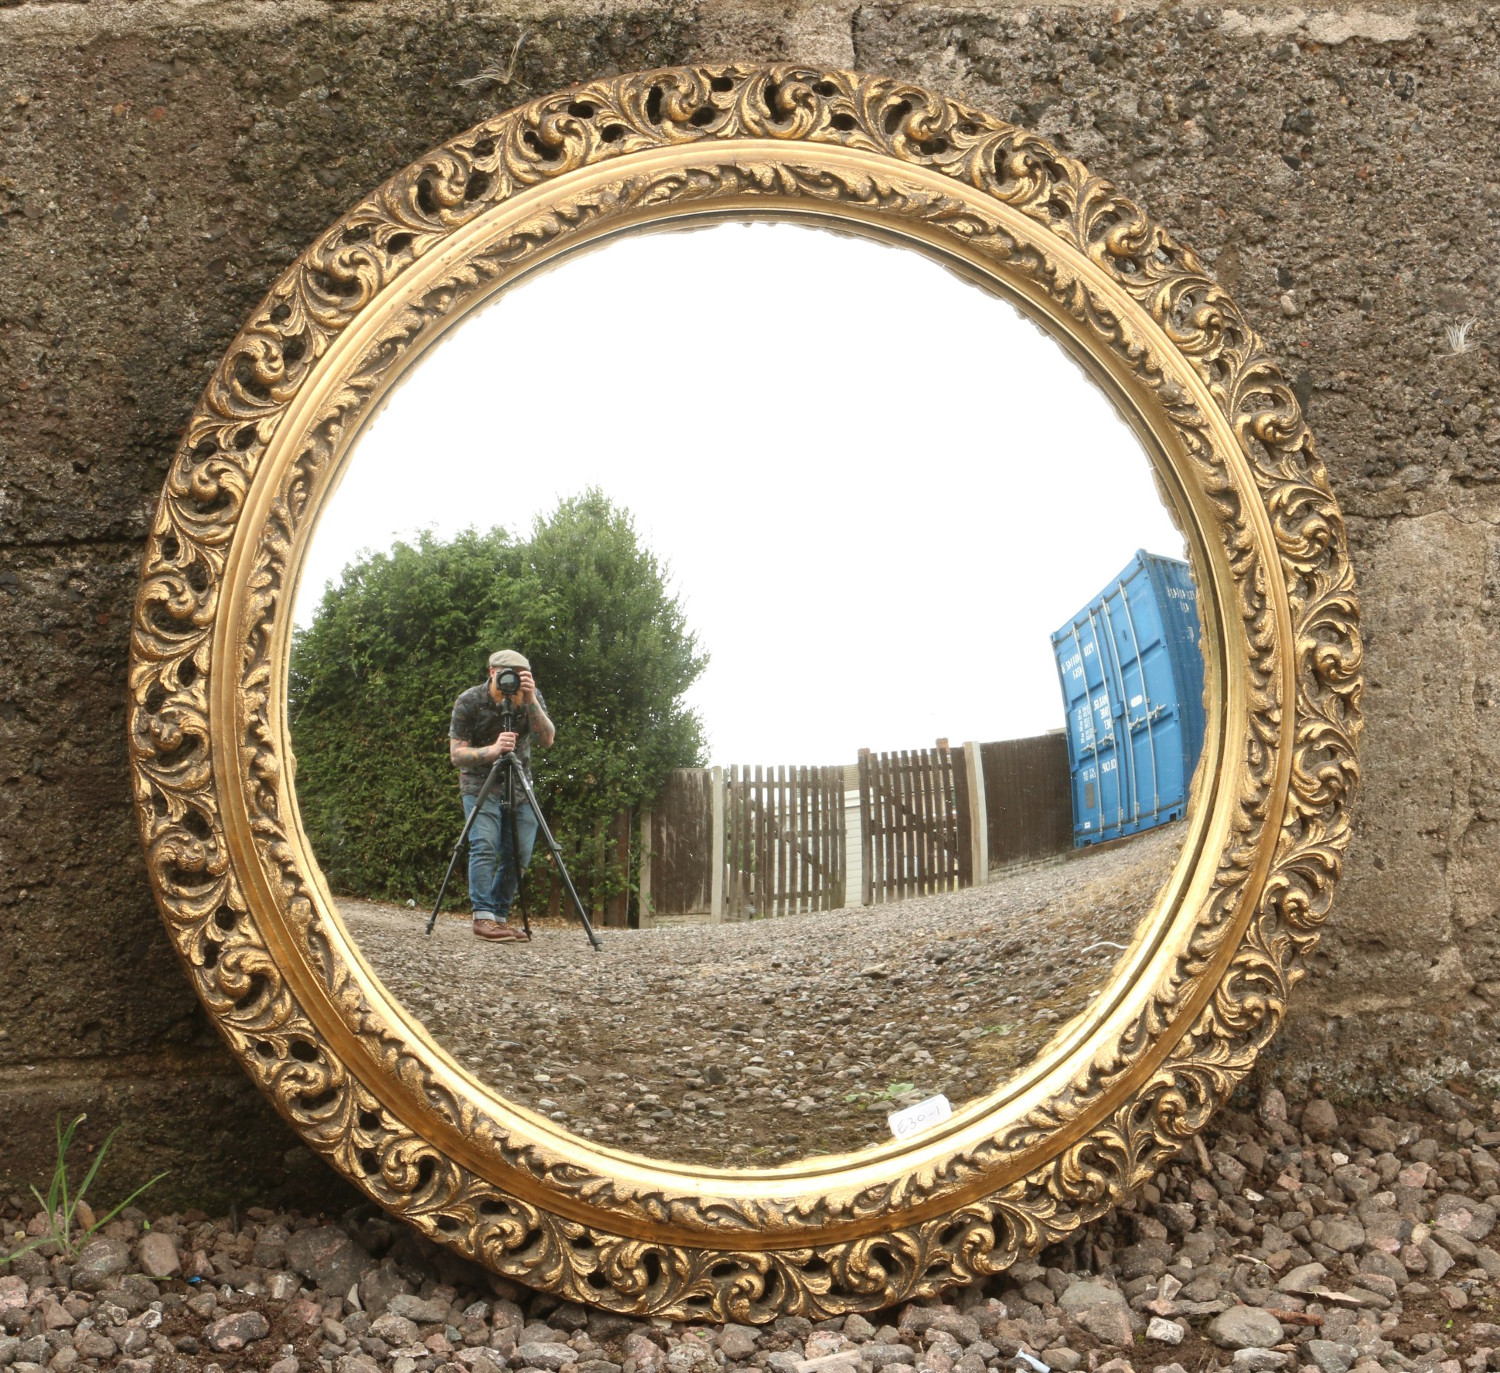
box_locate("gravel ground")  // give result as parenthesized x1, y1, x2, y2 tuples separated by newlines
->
(338, 825, 1184, 1167)
(4, 1086, 1499, 1373)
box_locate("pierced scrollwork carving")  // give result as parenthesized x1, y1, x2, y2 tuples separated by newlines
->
(128, 64, 1360, 1321)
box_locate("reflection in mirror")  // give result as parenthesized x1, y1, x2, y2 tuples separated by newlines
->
(288, 221, 1202, 1169)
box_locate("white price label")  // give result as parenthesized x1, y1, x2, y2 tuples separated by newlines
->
(888, 1093, 953, 1141)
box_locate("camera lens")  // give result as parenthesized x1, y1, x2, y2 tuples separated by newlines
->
(498, 667, 520, 694)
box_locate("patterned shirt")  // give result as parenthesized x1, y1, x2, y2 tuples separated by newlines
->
(448, 681, 547, 796)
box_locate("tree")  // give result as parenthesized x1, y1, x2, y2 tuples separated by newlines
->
(288, 490, 707, 911)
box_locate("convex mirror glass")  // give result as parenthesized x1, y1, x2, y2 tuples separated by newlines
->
(289, 220, 1200, 1169)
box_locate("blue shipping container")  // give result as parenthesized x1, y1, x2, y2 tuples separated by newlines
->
(1050, 550, 1206, 845)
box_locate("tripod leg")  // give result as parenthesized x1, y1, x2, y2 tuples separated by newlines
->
(503, 757, 532, 940)
(547, 840, 602, 951)
(515, 817, 531, 940)
(427, 758, 505, 935)
(509, 763, 602, 951)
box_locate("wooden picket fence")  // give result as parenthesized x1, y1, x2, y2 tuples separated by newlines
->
(980, 733, 1074, 870)
(857, 744, 963, 905)
(639, 769, 717, 927)
(637, 733, 1075, 924)
(723, 764, 846, 920)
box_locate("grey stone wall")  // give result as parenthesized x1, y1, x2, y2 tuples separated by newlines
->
(1, 0, 1495, 1201)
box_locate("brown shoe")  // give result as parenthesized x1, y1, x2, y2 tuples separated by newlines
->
(473, 919, 525, 942)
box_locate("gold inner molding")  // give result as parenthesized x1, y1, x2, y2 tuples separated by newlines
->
(129, 65, 1361, 1320)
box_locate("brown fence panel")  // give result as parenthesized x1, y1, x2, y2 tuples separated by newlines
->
(780, 768, 792, 918)
(726, 764, 743, 919)
(859, 742, 962, 904)
(952, 749, 974, 889)
(754, 764, 767, 919)
(601, 808, 632, 928)
(723, 763, 846, 919)
(883, 752, 898, 900)
(862, 751, 876, 902)
(895, 750, 911, 900)
(937, 743, 959, 884)
(646, 768, 716, 922)
(980, 733, 1074, 870)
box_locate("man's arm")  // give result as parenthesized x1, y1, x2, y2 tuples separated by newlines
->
(450, 735, 505, 767)
(449, 692, 511, 767)
(518, 673, 556, 748)
(524, 698, 555, 749)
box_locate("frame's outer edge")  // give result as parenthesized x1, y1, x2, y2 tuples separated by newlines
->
(127, 64, 1361, 1322)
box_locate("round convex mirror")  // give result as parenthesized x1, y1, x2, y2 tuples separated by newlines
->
(289, 219, 1204, 1171)
(130, 65, 1360, 1321)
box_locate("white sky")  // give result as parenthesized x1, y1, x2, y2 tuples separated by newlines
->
(292, 220, 1187, 767)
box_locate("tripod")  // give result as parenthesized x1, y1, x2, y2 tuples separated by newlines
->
(426, 705, 602, 951)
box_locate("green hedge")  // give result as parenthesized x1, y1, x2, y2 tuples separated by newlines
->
(288, 490, 707, 911)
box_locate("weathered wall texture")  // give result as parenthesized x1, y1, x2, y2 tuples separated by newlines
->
(1, 0, 1496, 1201)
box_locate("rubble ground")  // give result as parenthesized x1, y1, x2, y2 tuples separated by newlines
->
(338, 825, 1183, 1166)
(3, 1087, 1499, 1373)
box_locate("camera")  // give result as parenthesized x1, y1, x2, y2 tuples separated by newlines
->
(495, 666, 521, 696)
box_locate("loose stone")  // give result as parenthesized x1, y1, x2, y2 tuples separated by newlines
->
(1207, 1307, 1285, 1350)
(136, 1229, 181, 1278)
(1302, 1099, 1340, 1139)
(204, 1309, 272, 1351)
(1146, 1318, 1184, 1345)
(1305, 1340, 1358, 1373)
(1230, 1351, 1290, 1373)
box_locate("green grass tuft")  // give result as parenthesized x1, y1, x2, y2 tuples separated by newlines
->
(1, 1114, 169, 1263)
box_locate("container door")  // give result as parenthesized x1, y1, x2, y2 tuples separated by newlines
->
(1103, 552, 1206, 835)
(1082, 600, 1133, 841)
(1151, 555, 1208, 785)
(1052, 612, 1127, 844)
(1050, 625, 1095, 842)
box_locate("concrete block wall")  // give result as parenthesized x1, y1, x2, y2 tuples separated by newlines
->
(1, 0, 1495, 1203)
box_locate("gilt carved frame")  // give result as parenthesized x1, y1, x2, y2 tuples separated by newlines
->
(128, 65, 1362, 1321)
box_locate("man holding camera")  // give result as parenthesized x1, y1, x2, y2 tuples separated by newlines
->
(449, 649, 556, 942)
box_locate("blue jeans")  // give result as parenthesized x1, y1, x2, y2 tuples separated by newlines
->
(463, 790, 538, 922)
